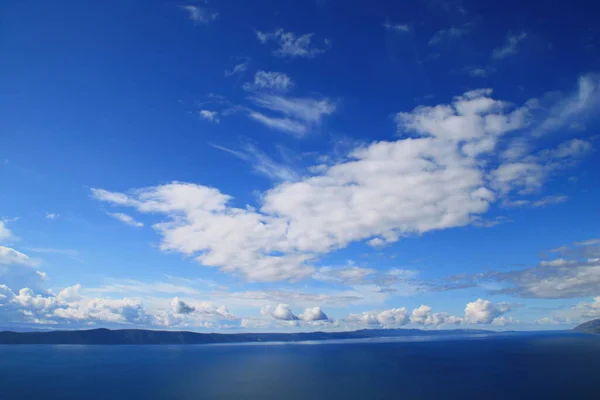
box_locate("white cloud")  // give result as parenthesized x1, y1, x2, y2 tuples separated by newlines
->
(0, 280, 241, 329)
(535, 74, 600, 135)
(0, 221, 13, 241)
(491, 138, 591, 196)
(491, 316, 518, 326)
(247, 93, 335, 136)
(575, 239, 600, 247)
(199, 109, 220, 123)
(429, 25, 466, 45)
(248, 112, 308, 135)
(366, 237, 386, 247)
(383, 22, 410, 33)
(410, 304, 433, 324)
(0, 246, 39, 267)
(108, 212, 144, 228)
(471, 216, 511, 228)
(45, 213, 59, 220)
(464, 66, 496, 78)
(539, 258, 575, 267)
(540, 138, 592, 159)
(444, 240, 600, 299)
(171, 297, 196, 314)
(464, 299, 511, 324)
(410, 304, 463, 326)
(180, 5, 218, 24)
(261, 303, 299, 321)
(299, 306, 329, 321)
(346, 307, 409, 328)
(251, 93, 335, 124)
(313, 266, 376, 285)
(224, 60, 249, 77)
(243, 71, 294, 92)
(91, 77, 595, 283)
(532, 195, 569, 207)
(505, 259, 600, 299)
(256, 29, 330, 58)
(492, 32, 527, 59)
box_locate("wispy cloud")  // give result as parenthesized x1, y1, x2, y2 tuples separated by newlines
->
(108, 212, 144, 228)
(210, 143, 300, 182)
(199, 109, 220, 123)
(248, 112, 308, 135)
(247, 94, 336, 136)
(534, 73, 600, 136)
(224, 60, 249, 77)
(429, 25, 467, 45)
(532, 195, 569, 207)
(26, 247, 80, 258)
(383, 21, 410, 33)
(492, 32, 527, 59)
(256, 29, 330, 58)
(471, 216, 511, 228)
(45, 212, 59, 220)
(463, 65, 496, 78)
(180, 5, 218, 25)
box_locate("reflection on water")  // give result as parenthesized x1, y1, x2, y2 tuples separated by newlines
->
(1, 332, 599, 400)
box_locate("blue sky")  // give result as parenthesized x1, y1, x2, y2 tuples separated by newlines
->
(1, 0, 599, 332)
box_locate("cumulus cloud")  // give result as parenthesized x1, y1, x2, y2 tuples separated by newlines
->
(261, 303, 299, 321)
(492, 32, 527, 59)
(45, 213, 59, 220)
(346, 307, 409, 328)
(256, 29, 330, 58)
(244, 71, 294, 92)
(408, 305, 462, 326)
(0, 284, 153, 326)
(299, 306, 329, 321)
(171, 297, 196, 314)
(464, 299, 512, 324)
(91, 76, 596, 283)
(0, 280, 240, 329)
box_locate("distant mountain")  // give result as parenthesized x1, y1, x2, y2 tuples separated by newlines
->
(573, 319, 600, 334)
(0, 327, 496, 345)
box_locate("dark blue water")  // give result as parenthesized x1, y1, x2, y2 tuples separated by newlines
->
(1, 332, 599, 399)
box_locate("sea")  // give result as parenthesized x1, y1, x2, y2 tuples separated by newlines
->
(1, 332, 599, 399)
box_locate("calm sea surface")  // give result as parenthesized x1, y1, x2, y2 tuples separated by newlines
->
(1, 332, 599, 399)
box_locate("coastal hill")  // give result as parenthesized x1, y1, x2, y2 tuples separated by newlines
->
(0, 328, 493, 345)
(573, 319, 600, 334)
